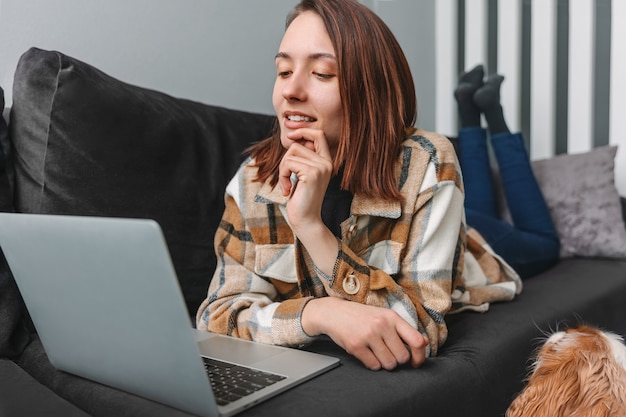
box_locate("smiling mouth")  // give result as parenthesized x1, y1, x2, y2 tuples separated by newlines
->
(286, 114, 316, 122)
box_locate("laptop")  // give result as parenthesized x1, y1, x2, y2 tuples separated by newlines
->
(0, 213, 339, 417)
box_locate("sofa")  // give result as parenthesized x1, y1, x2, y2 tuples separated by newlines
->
(1, 47, 626, 417)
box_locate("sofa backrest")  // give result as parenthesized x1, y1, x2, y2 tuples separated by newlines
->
(1, 85, 31, 358)
(5, 47, 275, 317)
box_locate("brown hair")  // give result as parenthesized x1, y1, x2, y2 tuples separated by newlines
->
(248, 0, 417, 200)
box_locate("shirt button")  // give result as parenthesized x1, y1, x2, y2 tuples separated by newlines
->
(342, 274, 360, 295)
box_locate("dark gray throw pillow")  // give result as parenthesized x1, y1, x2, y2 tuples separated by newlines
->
(9, 47, 275, 315)
(0, 87, 11, 212)
(1, 86, 30, 359)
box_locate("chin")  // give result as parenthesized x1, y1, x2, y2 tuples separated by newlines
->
(506, 324, 626, 417)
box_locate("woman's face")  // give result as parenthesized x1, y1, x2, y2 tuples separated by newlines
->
(273, 11, 342, 157)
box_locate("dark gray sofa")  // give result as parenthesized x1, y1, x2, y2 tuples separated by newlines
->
(1, 47, 625, 417)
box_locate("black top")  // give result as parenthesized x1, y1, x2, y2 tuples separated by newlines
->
(321, 168, 353, 238)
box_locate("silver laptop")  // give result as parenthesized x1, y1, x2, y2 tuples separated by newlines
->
(0, 213, 339, 417)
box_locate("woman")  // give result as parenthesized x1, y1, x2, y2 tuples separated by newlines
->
(197, 0, 516, 371)
(455, 65, 560, 279)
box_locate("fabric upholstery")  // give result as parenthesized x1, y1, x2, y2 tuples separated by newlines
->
(0, 251, 30, 359)
(9, 48, 275, 315)
(530, 146, 626, 258)
(0, 86, 12, 212)
(0, 86, 30, 359)
(17, 341, 194, 417)
(0, 359, 91, 417)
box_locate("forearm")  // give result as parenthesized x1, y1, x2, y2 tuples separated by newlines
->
(292, 219, 339, 278)
(197, 273, 316, 346)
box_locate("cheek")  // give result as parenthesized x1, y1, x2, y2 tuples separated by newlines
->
(324, 102, 342, 137)
(272, 83, 288, 148)
(277, 127, 290, 149)
(324, 88, 342, 115)
(272, 83, 282, 115)
(318, 91, 342, 130)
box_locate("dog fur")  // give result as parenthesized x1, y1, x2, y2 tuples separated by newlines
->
(506, 325, 626, 417)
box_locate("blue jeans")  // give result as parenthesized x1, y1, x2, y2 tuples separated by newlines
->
(459, 127, 560, 278)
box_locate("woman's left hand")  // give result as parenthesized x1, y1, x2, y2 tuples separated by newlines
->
(301, 296, 429, 371)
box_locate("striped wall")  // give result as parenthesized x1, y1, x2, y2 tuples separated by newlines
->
(435, 0, 625, 195)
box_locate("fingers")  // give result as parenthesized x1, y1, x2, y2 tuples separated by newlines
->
(278, 148, 311, 197)
(346, 319, 428, 371)
(408, 340, 428, 368)
(396, 321, 428, 368)
(349, 337, 424, 371)
(278, 133, 333, 198)
(348, 345, 385, 371)
(286, 128, 332, 160)
(278, 151, 331, 198)
(345, 338, 400, 371)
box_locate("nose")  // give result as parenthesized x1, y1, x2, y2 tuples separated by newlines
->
(281, 71, 307, 102)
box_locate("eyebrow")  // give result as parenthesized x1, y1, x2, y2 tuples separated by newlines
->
(275, 52, 336, 61)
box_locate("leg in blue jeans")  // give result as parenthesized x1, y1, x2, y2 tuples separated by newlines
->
(455, 67, 560, 278)
(459, 127, 498, 218)
(460, 128, 560, 278)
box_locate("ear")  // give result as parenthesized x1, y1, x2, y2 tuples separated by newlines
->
(506, 382, 546, 417)
(506, 375, 573, 417)
(575, 350, 626, 416)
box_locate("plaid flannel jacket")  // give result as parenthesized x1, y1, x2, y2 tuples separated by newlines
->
(196, 128, 467, 356)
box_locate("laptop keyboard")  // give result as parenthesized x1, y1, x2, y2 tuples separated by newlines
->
(203, 357, 286, 406)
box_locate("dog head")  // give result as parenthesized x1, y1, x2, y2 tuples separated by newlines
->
(506, 325, 626, 417)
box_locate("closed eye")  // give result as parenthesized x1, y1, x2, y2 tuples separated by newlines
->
(314, 72, 335, 80)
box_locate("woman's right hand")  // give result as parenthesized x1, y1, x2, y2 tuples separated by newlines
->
(301, 297, 429, 371)
(277, 128, 333, 230)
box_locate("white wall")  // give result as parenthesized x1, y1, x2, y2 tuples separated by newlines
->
(0, 0, 292, 114)
(366, 0, 436, 131)
(0, 0, 436, 129)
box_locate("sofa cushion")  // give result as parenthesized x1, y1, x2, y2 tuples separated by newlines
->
(530, 146, 626, 258)
(0, 86, 30, 359)
(0, 358, 91, 417)
(18, 339, 196, 417)
(9, 47, 275, 315)
(0, 88, 11, 212)
(0, 251, 31, 359)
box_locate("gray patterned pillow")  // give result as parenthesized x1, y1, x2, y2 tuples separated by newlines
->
(530, 145, 626, 258)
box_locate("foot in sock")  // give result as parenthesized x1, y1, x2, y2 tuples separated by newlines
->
(473, 74, 509, 135)
(454, 65, 484, 128)
(473, 74, 504, 112)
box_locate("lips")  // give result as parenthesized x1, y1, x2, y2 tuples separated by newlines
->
(283, 112, 317, 129)
(287, 114, 315, 122)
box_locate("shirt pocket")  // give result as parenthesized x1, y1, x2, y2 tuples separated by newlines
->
(357, 240, 404, 275)
(255, 244, 297, 283)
